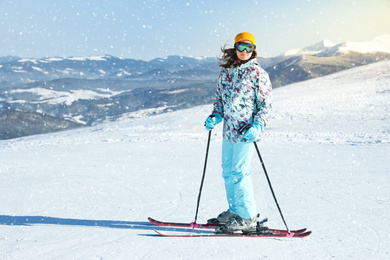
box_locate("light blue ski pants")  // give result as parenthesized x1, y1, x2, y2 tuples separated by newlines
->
(221, 140, 257, 219)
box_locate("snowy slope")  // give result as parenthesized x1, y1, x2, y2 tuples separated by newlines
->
(0, 61, 389, 259)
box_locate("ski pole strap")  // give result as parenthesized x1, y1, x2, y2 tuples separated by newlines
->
(254, 142, 291, 233)
(193, 130, 212, 226)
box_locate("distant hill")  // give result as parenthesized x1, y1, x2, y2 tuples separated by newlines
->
(0, 110, 83, 140)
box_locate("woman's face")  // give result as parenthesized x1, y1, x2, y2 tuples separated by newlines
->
(236, 40, 253, 61)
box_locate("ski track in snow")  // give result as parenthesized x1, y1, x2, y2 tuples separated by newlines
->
(0, 61, 390, 259)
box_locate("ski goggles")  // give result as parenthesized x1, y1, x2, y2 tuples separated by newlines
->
(234, 42, 256, 53)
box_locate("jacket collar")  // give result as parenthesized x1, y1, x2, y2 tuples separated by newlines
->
(233, 58, 258, 71)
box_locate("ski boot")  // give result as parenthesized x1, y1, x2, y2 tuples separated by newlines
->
(242, 217, 271, 235)
(215, 214, 258, 234)
(207, 209, 238, 226)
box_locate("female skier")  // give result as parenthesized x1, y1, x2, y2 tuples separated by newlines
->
(205, 32, 273, 233)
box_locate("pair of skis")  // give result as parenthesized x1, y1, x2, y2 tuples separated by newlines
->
(148, 217, 311, 238)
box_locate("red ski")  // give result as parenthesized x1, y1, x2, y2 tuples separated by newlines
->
(148, 217, 308, 235)
(153, 229, 312, 238)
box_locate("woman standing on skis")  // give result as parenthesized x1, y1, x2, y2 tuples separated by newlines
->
(205, 32, 273, 233)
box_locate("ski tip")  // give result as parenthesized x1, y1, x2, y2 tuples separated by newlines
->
(294, 228, 307, 233)
(153, 229, 166, 236)
(294, 231, 312, 237)
(285, 230, 312, 238)
(148, 217, 160, 225)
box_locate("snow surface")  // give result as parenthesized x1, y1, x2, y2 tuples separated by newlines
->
(0, 61, 389, 259)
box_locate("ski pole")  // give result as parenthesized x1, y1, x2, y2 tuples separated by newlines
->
(191, 130, 212, 228)
(254, 142, 291, 233)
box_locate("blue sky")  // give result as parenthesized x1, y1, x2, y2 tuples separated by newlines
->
(1, 0, 389, 60)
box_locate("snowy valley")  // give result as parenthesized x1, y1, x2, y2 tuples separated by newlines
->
(0, 59, 389, 259)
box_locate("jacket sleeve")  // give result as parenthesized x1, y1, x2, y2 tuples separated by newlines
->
(211, 71, 225, 117)
(253, 69, 272, 127)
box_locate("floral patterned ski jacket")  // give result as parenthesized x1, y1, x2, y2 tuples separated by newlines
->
(212, 58, 273, 143)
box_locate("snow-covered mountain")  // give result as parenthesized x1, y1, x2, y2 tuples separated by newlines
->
(0, 54, 219, 85)
(1, 34, 389, 86)
(264, 34, 390, 87)
(0, 55, 219, 128)
(1, 35, 389, 138)
(281, 34, 390, 57)
(0, 60, 389, 259)
(282, 39, 336, 56)
(318, 34, 390, 56)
